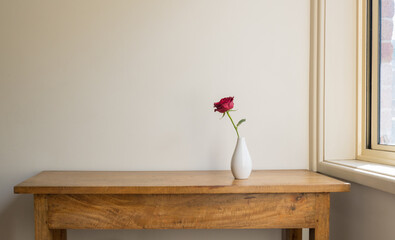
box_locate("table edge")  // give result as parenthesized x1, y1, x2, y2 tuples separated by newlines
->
(14, 184, 351, 194)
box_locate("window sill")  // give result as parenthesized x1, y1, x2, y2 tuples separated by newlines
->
(318, 159, 395, 194)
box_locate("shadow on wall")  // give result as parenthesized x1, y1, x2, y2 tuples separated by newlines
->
(68, 229, 281, 240)
(0, 195, 34, 240)
(330, 182, 395, 240)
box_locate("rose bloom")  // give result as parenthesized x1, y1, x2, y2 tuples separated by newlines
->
(214, 97, 234, 113)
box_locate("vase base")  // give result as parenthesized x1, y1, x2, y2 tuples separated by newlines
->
(234, 177, 249, 180)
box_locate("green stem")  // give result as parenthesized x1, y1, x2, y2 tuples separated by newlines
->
(226, 111, 239, 138)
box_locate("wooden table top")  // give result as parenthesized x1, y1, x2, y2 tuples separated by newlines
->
(14, 170, 350, 194)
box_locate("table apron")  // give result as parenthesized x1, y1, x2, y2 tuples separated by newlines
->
(41, 193, 322, 230)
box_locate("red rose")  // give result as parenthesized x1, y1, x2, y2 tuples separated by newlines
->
(214, 97, 234, 113)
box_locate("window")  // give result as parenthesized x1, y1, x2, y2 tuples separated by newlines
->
(371, 0, 395, 149)
(311, 0, 395, 194)
(357, 0, 395, 165)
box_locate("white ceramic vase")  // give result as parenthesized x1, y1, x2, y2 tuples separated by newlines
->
(231, 137, 252, 179)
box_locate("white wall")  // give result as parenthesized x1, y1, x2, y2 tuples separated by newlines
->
(325, 0, 357, 161)
(0, 0, 310, 239)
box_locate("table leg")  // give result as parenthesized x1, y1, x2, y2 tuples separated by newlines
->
(35, 195, 67, 240)
(310, 193, 330, 240)
(282, 229, 302, 240)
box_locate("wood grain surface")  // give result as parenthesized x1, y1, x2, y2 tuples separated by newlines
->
(312, 193, 330, 240)
(35, 195, 67, 240)
(47, 193, 317, 229)
(15, 170, 350, 194)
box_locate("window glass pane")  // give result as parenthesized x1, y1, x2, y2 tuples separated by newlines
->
(379, 0, 395, 145)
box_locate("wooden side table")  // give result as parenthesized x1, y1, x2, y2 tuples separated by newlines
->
(14, 170, 350, 240)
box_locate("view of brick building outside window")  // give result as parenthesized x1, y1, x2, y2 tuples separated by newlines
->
(380, 0, 395, 144)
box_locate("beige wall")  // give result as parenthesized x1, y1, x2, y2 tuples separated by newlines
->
(331, 182, 395, 240)
(0, 0, 310, 239)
